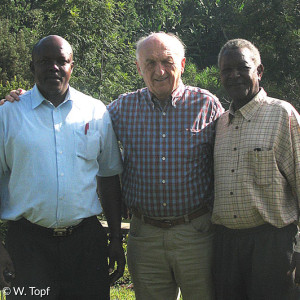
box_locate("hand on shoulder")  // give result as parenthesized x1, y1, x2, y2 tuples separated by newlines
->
(0, 88, 25, 105)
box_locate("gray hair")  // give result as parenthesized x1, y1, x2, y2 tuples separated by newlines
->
(136, 32, 185, 62)
(218, 39, 261, 67)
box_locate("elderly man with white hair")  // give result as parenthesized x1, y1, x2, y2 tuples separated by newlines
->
(108, 32, 224, 300)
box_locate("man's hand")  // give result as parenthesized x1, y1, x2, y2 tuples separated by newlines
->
(0, 243, 15, 288)
(0, 88, 25, 105)
(288, 251, 300, 286)
(108, 238, 125, 286)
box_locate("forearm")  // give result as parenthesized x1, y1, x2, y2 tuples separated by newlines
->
(97, 175, 122, 238)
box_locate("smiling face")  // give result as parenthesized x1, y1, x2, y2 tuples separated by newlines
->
(30, 36, 74, 104)
(136, 36, 185, 101)
(220, 47, 263, 110)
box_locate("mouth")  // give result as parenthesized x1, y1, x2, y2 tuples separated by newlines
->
(154, 77, 168, 82)
(46, 75, 61, 81)
(227, 82, 245, 87)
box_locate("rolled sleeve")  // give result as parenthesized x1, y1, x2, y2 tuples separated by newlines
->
(0, 108, 7, 180)
(97, 110, 123, 177)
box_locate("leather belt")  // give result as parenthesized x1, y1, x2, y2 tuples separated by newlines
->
(133, 206, 209, 228)
(11, 216, 95, 237)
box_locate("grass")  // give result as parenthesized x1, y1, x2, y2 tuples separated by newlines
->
(110, 286, 135, 299)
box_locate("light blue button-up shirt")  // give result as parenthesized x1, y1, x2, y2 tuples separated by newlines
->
(0, 85, 123, 228)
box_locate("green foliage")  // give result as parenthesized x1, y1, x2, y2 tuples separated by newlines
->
(0, 77, 32, 99)
(0, 19, 34, 85)
(183, 62, 230, 109)
(0, 0, 298, 106)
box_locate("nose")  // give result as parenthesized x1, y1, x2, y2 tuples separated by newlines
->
(49, 62, 59, 72)
(154, 62, 166, 76)
(228, 69, 240, 78)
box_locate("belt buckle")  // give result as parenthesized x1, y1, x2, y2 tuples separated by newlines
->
(53, 228, 69, 237)
(162, 219, 173, 228)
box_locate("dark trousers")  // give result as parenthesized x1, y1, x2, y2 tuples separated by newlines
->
(213, 223, 297, 300)
(6, 216, 109, 300)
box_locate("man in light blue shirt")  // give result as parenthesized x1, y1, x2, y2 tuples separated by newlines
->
(0, 35, 124, 299)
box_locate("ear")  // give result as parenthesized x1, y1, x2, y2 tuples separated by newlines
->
(70, 61, 74, 74)
(30, 61, 35, 74)
(181, 57, 186, 74)
(136, 61, 142, 76)
(257, 64, 264, 81)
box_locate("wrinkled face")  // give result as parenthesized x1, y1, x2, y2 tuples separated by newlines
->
(220, 47, 263, 109)
(31, 36, 74, 100)
(136, 37, 185, 101)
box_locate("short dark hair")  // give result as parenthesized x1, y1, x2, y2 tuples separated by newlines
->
(218, 39, 261, 67)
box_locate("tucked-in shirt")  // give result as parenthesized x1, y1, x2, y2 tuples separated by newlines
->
(212, 88, 300, 229)
(0, 85, 123, 228)
(108, 80, 224, 217)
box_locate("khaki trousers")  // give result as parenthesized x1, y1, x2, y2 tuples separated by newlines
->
(127, 212, 214, 300)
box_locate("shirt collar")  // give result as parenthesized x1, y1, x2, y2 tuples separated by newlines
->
(31, 84, 72, 109)
(228, 88, 267, 122)
(146, 80, 186, 109)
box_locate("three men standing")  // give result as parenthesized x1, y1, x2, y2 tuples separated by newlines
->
(2, 34, 299, 300)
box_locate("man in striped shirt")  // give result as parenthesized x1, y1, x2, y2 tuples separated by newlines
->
(108, 32, 224, 300)
(212, 39, 300, 299)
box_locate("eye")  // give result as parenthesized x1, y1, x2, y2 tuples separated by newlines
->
(146, 60, 155, 67)
(59, 59, 68, 65)
(39, 59, 50, 64)
(221, 68, 231, 75)
(239, 66, 251, 71)
(163, 60, 173, 67)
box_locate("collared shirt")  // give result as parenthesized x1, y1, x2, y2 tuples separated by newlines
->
(212, 88, 300, 229)
(108, 80, 224, 217)
(0, 85, 123, 228)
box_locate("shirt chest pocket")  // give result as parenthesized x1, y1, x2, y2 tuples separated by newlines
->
(249, 149, 277, 185)
(74, 130, 101, 161)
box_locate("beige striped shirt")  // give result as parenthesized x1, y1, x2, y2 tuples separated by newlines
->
(212, 89, 300, 229)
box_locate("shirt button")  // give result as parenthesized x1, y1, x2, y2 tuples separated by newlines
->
(230, 192, 233, 195)
(162, 134, 166, 138)
(231, 169, 235, 173)
(61, 173, 64, 176)
(233, 147, 237, 151)
(162, 203, 167, 207)
(162, 156, 166, 161)
(162, 180, 166, 184)
(59, 150, 63, 154)
(162, 112, 166, 116)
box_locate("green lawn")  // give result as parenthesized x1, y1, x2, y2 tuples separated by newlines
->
(110, 286, 135, 299)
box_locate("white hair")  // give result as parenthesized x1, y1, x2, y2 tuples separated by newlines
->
(136, 32, 185, 62)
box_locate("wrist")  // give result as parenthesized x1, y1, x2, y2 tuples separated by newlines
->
(108, 233, 123, 242)
(294, 232, 300, 253)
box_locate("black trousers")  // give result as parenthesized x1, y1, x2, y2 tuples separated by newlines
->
(213, 223, 298, 300)
(6, 216, 109, 300)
